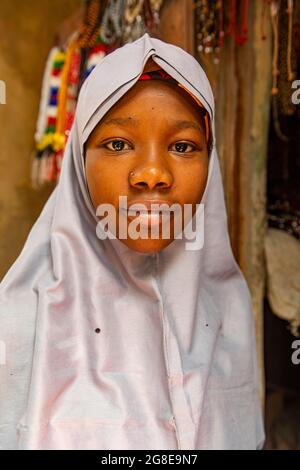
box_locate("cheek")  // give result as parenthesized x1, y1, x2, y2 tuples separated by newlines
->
(85, 152, 130, 207)
(173, 158, 208, 204)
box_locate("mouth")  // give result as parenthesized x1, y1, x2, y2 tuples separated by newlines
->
(119, 199, 177, 228)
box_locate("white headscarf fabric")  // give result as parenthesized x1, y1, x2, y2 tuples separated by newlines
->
(0, 33, 265, 450)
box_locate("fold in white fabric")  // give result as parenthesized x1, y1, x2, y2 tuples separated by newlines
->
(0, 33, 265, 450)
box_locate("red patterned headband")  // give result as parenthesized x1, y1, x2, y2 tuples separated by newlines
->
(138, 69, 210, 144)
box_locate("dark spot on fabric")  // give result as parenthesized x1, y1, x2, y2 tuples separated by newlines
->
(95, 328, 101, 334)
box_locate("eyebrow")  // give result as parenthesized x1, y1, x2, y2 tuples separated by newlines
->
(102, 117, 202, 132)
(102, 117, 137, 127)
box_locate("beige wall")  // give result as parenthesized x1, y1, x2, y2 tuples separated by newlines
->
(0, 0, 82, 278)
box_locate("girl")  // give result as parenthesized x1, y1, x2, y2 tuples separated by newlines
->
(0, 33, 265, 450)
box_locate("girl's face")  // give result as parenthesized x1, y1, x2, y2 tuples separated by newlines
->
(85, 68, 209, 253)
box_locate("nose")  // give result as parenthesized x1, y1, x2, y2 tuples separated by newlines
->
(129, 164, 173, 191)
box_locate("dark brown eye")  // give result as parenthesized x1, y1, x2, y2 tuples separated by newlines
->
(172, 142, 195, 153)
(105, 140, 130, 151)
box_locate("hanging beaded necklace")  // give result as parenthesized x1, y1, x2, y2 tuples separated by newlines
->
(194, 0, 250, 64)
(100, 0, 125, 44)
(122, 0, 146, 43)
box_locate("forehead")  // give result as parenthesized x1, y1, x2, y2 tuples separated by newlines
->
(100, 79, 205, 120)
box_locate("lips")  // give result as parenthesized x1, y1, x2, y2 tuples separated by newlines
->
(119, 199, 176, 228)
(124, 200, 175, 213)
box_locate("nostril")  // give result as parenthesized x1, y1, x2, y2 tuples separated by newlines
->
(134, 181, 149, 189)
(129, 169, 173, 190)
(133, 181, 170, 190)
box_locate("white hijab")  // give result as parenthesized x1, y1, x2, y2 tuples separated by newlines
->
(0, 33, 265, 450)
